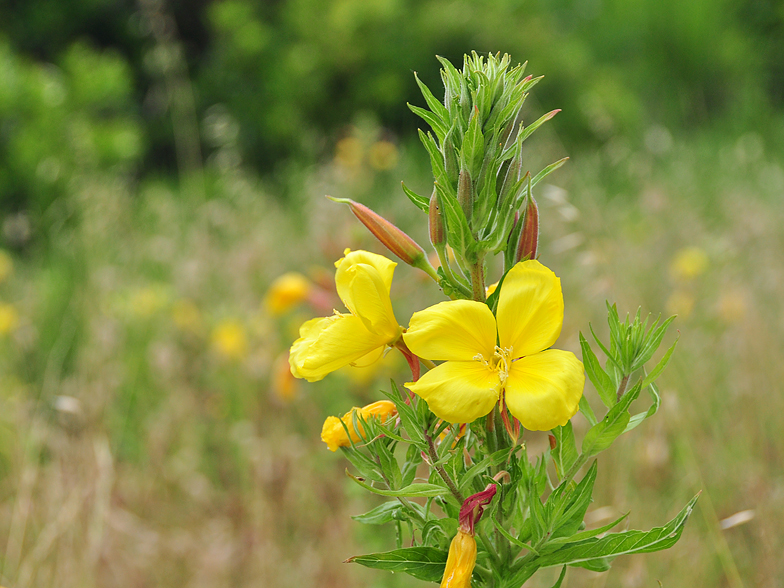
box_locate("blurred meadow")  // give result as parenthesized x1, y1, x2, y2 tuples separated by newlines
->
(1, 0, 784, 586)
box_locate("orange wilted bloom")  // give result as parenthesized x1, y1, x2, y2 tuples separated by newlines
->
(441, 529, 477, 588)
(441, 484, 497, 588)
(321, 400, 397, 451)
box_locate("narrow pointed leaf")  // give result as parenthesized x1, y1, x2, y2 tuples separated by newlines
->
(580, 333, 616, 408)
(346, 546, 448, 582)
(347, 471, 448, 498)
(401, 182, 430, 212)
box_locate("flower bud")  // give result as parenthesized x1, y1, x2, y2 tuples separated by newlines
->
(320, 400, 398, 451)
(329, 197, 428, 268)
(456, 168, 473, 222)
(428, 190, 446, 249)
(515, 195, 539, 263)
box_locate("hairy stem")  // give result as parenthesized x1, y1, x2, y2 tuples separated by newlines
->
(470, 254, 487, 302)
(425, 433, 465, 504)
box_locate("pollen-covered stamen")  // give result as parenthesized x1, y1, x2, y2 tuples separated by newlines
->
(490, 345, 513, 385)
(474, 346, 514, 383)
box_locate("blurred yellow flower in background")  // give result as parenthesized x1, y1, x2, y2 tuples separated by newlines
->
(334, 136, 363, 169)
(0, 250, 13, 283)
(171, 298, 202, 332)
(264, 272, 312, 316)
(670, 246, 709, 281)
(211, 319, 248, 360)
(289, 250, 403, 382)
(320, 400, 397, 451)
(129, 285, 169, 317)
(271, 352, 298, 402)
(368, 140, 398, 171)
(0, 303, 19, 335)
(666, 290, 695, 319)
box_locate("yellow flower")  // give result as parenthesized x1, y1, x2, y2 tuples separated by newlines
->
(211, 319, 248, 360)
(264, 272, 312, 316)
(440, 529, 477, 588)
(0, 303, 19, 335)
(670, 246, 708, 281)
(289, 250, 403, 382)
(321, 400, 398, 451)
(404, 260, 584, 430)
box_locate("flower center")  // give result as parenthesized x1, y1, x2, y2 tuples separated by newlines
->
(473, 346, 513, 385)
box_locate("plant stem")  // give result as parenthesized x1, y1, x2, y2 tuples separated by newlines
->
(435, 245, 472, 298)
(470, 253, 487, 302)
(477, 526, 502, 568)
(374, 456, 427, 526)
(616, 373, 630, 402)
(425, 432, 465, 504)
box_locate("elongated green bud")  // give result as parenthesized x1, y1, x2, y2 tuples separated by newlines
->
(428, 190, 445, 248)
(457, 168, 473, 222)
(515, 195, 539, 262)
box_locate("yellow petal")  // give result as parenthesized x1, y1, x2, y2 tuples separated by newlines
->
(405, 360, 500, 424)
(338, 261, 399, 340)
(504, 349, 585, 431)
(321, 415, 351, 452)
(350, 345, 386, 367)
(404, 300, 497, 362)
(335, 250, 396, 304)
(320, 401, 398, 452)
(289, 314, 387, 382)
(496, 260, 564, 357)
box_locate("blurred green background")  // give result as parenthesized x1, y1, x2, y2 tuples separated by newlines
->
(1, 0, 783, 586)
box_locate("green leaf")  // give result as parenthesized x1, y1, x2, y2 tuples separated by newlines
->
(631, 315, 676, 372)
(518, 109, 561, 145)
(383, 382, 427, 449)
(553, 462, 598, 539)
(642, 336, 679, 388)
(579, 395, 598, 427)
(351, 501, 405, 525)
(534, 494, 700, 569)
(550, 566, 567, 588)
(530, 157, 568, 188)
(401, 182, 430, 212)
(461, 107, 485, 178)
(347, 471, 448, 498)
(418, 129, 448, 186)
(346, 546, 448, 582)
(409, 103, 448, 143)
(579, 333, 616, 408)
(545, 512, 629, 547)
(550, 422, 578, 479)
(624, 381, 662, 434)
(436, 183, 476, 259)
(458, 448, 509, 495)
(414, 72, 450, 126)
(581, 382, 642, 457)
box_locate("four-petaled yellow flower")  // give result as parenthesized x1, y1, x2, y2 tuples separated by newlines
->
(321, 400, 398, 451)
(403, 260, 585, 430)
(289, 250, 403, 382)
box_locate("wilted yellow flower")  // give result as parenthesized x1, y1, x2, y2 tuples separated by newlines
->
(321, 400, 398, 451)
(289, 250, 403, 382)
(211, 319, 248, 360)
(0, 303, 19, 335)
(264, 272, 312, 316)
(670, 247, 708, 281)
(440, 529, 477, 588)
(0, 250, 13, 283)
(404, 260, 584, 429)
(368, 140, 399, 171)
(171, 298, 202, 332)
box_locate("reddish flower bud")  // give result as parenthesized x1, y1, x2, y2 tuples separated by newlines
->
(428, 190, 446, 249)
(457, 168, 473, 221)
(515, 195, 539, 263)
(329, 197, 427, 266)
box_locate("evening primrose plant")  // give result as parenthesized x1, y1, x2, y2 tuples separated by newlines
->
(289, 52, 696, 587)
